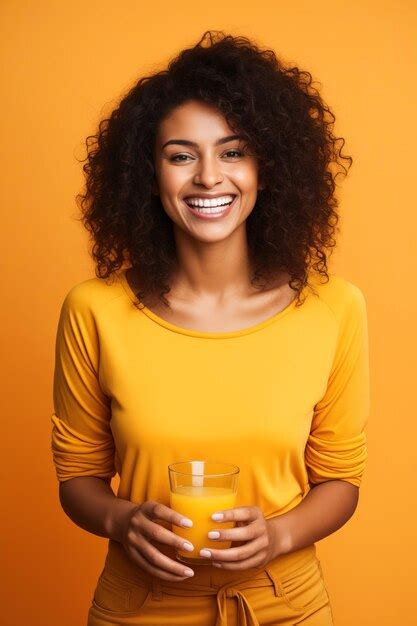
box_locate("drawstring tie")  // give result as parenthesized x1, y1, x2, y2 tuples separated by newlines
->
(215, 581, 259, 626)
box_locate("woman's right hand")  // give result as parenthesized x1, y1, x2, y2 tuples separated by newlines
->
(119, 500, 196, 581)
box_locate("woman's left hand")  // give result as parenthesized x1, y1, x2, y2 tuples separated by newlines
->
(199, 506, 285, 570)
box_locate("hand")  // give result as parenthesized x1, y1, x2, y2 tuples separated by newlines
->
(119, 500, 197, 581)
(199, 505, 282, 570)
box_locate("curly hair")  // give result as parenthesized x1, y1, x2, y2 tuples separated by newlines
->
(76, 30, 352, 309)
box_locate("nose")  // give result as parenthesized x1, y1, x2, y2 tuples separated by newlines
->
(193, 155, 224, 187)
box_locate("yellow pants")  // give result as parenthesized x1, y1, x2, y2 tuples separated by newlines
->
(87, 542, 334, 625)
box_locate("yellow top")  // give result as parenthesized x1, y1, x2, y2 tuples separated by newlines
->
(50, 267, 370, 537)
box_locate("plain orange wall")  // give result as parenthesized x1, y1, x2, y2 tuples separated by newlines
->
(2, 1, 416, 624)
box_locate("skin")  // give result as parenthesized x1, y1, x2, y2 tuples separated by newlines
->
(152, 98, 262, 299)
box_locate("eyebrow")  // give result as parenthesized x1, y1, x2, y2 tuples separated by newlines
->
(162, 134, 243, 150)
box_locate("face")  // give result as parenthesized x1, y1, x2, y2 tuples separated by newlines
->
(152, 100, 263, 243)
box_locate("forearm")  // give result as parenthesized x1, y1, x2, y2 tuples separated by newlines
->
(270, 480, 359, 557)
(59, 476, 138, 542)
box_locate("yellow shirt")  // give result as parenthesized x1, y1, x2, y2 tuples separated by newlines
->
(50, 268, 370, 565)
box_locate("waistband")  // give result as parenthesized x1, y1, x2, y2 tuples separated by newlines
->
(102, 540, 318, 626)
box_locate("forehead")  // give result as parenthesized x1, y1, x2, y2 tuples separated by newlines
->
(156, 100, 235, 143)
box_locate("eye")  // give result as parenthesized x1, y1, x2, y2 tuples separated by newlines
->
(169, 149, 245, 163)
(169, 154, 193, 163)
(223, 149, 244, 158)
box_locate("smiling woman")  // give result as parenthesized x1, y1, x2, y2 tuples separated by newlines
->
(51, 30, 369, 626)
(75, 30, 351, 312)
(143, 96, 299, 330)
(148, 98, 267, 308)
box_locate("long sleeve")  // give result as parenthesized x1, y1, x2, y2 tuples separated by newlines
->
(305, 284, 370, 488)
(50, 285, 116, 483)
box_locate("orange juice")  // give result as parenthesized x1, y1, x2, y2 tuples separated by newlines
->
(170, 484, 236, 560)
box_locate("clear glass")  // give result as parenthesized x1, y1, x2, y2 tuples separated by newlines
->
(168, 460, 240, 565)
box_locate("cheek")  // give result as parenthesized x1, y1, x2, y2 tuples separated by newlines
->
(159, 174, 182, 196)
(158, 161, 188, 190)
(234, 163, 259, 192)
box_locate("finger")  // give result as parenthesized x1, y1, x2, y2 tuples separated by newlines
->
(138, 513, 194, 555)
(128, 544, 194, 581)
(210, 506, 259, 524)
(142, 500, 194, 529)
(128, 535, 195, 580)
(200, 535, 266, 563)
(137, 535, 194, 577)
(206, 520, 258, 543)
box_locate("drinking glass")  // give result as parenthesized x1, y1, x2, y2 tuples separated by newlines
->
(168, 460, 240, 565)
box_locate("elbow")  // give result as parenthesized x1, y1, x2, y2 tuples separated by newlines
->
(309, 479, 360, 518)
(337, 480, 360, 518)
(58, 478, 75, 511)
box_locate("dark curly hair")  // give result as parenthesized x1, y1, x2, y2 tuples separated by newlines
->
(76, 30, 352, 309)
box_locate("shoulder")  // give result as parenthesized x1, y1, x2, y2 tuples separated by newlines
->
(307, 271, 367, 325)
(59, 272, 125, 321)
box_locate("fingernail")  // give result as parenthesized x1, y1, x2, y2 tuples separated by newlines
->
(208, 531, 220, 539)
(183, 541, 194, 552)
(181, 518, 193, 527)
(200, 549, 212, 558)
(184, 568, 194, 577)
(212, 512, 224, 521)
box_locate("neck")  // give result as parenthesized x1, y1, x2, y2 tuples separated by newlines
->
(170, 223, 256, 303)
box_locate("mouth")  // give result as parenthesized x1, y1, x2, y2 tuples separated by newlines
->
(183, 195, 238, 220)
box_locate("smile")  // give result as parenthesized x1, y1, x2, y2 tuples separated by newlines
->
(183, 195, 237, 219)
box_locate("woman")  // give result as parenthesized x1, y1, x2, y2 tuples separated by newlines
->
(51, 31, 370, 625)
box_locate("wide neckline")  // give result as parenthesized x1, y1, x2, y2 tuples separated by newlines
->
(119, 268, 305, 339)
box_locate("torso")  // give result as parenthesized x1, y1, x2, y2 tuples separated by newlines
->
(126, 267, 297, 333)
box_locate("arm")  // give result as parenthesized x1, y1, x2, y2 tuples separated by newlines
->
(51, 286, 136, 544)
(270, 283, 370, 558)
(269, 479, 359, 557)
(59, 476, 138, 542)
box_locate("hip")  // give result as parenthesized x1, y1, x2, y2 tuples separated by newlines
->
(87, 540, 334, 625)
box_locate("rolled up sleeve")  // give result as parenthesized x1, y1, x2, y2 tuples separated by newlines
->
(50, 285, 116, 483)
(305, 285, 370, 488)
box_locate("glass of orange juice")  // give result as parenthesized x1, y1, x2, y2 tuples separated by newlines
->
(168, 460, 239, 566)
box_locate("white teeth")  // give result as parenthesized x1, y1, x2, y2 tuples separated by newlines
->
(185, 195, 235, 208)
(192, 203, 232, 214)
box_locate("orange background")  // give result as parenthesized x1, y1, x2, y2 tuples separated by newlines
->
(2, 1, 416, 624)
